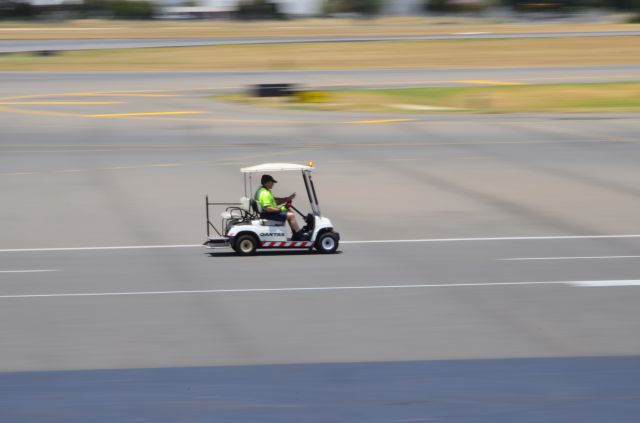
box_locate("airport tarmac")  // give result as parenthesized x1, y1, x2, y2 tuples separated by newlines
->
(2, 31, 640, 53)
(0, 69, 639, 422)
(2, 237, 640, 370)
(1, 66, 640, 97)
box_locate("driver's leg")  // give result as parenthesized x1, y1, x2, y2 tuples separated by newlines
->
(286, 212, 300, 233)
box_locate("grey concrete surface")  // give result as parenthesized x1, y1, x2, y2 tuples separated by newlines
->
(0, 70, 639, 421)
(1, 101, 639, 247)
(1, 239, 640, 371)
(2, 31, 639, 53)
(2, 66, 640, 98)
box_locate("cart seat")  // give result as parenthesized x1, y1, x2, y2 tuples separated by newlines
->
(250, 198, 285, 226)
(261, 219, 285, 226)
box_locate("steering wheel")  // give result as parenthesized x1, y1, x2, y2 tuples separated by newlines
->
(284, 200, 304, 217)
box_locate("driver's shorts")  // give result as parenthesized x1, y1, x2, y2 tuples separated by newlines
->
(262, 211, 287, 222)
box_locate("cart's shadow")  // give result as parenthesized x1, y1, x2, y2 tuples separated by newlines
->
(207, 250, 342, 258)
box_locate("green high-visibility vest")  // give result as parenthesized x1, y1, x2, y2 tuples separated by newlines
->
(255, 186, 277, 210)
(255, 186, 288, 212)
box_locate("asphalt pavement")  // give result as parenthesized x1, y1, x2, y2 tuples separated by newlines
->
(2, 238, 640, 370)
(0, 69, 639, 422)
(1, 65, 639, 97)
(2, 356, 638, 423)
(2, 31, 639, 53)
(1, 239, 640, 421)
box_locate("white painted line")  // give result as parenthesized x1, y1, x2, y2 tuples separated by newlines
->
(1, 234, 640, 253)
(341, 234, 640, 244)
(0, 269, 59, 273)
(500, 255, 640, 261)
(3, 279, 637, 299)
(569, 280, 640, 287)
(0, 244, 200, 253)
(0, 281, 565, 299)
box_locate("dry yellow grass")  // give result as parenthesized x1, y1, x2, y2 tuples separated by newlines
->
(1, 36, 639, 71)
(0, 18, 638, 40)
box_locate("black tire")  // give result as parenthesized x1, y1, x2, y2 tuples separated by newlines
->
(234, 234, 258, 256)
(315, 232, 339, 254)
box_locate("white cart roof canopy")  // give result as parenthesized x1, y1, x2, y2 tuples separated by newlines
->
(241, 163, 313, 173)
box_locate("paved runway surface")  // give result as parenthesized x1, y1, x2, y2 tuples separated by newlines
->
(2, 31, 639, 53)
(1, 65, 639, 97)
(2, 238, 640, 369)
(0, 68, 639, 421)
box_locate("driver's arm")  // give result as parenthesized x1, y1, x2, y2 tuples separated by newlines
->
(274, 196, 291, 203)
(274, 192, 296, 203)
(263, 206, 282, 213)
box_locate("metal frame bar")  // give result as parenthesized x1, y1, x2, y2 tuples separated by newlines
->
(206, 195, 211, 237)
(205, 195, 240, 238)
(302, 170, 321, 216)
(308, 173, 322, 217)
(302, 170, 314, 205)
(244, 173, 247, 198)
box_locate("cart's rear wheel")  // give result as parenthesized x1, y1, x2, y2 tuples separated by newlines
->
(315, 232, 339, 254)
(234, 234, 257, 256)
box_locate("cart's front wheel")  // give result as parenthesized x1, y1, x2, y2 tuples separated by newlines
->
(315, 232, 339, 254)
(234, 234, 258, 256)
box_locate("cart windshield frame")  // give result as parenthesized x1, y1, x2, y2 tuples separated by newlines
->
(242, 163, 321, 217)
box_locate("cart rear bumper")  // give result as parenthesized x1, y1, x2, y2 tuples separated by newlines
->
(203, 236, 231, 249)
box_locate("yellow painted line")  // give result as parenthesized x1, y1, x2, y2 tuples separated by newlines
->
(512, 74, 634, 83)
(0, 144, 262, 152)
(56, 169, 86, 173)
(0, 146, 318, 176)
(0, 89, 183, 102)
(3, 172, 37, 176)
(95, 94, 178, 98)
(0, 101, 312, 123)
(97, 148, 312, 173)
(0, 101, 125, 105)
(116, 116, 306, 124)
(347, 118, 416, 124)
(337, 138, 640, 148)
(0, 27, 123, 31)
(67, 93, 178, 98)
(457, 80, 528, 86)
(103, 166, 137, 170)
(0, 105, 78, 117)
(146, 163, 182, 168)
(498, 121, 639, 145)
(389, 158, 423, 161)
(84, 111, 207, 118)
(67, 89, 181, 95)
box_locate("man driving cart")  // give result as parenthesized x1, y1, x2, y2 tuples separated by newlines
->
(204, 162, 339, 255)
(255, 174, 304, 239)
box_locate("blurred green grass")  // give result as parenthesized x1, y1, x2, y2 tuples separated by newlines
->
(221, 82, 640, 113)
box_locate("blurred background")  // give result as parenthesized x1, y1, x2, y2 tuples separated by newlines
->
(1, 0, 640, 21)
(1, 1, 640, 423)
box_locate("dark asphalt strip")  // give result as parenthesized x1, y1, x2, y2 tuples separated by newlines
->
(1, 356, 638, 423)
